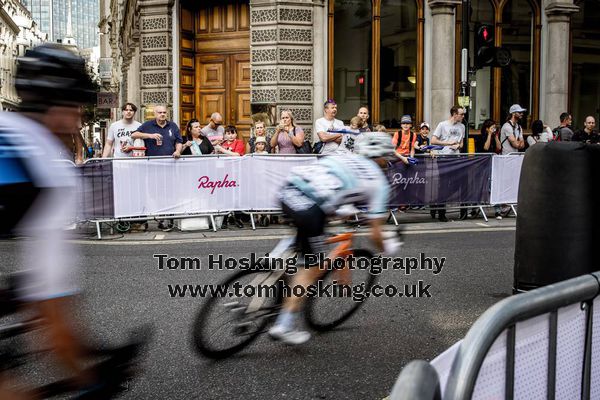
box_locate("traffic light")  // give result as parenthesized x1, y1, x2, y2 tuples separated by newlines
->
(475, 24, 495, 68)
(474, 23, 512, 69)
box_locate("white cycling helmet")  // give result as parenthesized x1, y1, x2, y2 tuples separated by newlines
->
(355, 132, 395, 158)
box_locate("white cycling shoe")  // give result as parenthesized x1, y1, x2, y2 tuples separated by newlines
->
(268, 324, 311, 345)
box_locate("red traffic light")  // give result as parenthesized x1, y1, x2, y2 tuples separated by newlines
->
(477, 24, 494, 45)
(358, 76, 365, 85)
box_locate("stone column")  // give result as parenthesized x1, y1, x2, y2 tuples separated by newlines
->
(250, 0, 321, 141)
(137, 0, 174, 118)
(543, 1, 578, 127)
(428, 0, 460, 129)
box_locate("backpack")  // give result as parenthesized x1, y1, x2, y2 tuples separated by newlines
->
(551, 126, 562, 141)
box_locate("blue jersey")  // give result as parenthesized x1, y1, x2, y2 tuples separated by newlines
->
(285, 154, 389, 219)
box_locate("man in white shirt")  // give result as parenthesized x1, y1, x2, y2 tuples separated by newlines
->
(430, 106, 466, 222)
(314, 99, 344, 154)
(500, 104, 526, 155)
(431, 106, 465, 154)
(102, 102, 142, 158)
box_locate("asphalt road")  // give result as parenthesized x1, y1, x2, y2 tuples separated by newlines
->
(0, 228, 515, 399)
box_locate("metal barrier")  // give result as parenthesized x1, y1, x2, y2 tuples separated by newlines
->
(71, 153, 521, 237)
(389, 272, 600, 400)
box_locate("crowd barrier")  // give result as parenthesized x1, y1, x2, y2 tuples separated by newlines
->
(71, 153, 524, 238)
(389, 271, 600, 400)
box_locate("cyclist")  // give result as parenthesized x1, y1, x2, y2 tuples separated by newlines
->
(0, 44, 138, 399)
(269, 132, 399, 345)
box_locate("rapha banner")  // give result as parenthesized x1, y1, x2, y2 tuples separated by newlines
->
(388, 156, 492, 206)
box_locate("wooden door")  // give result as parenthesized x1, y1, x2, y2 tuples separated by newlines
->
(183, 1, 251, 140)
(196, 53, 251, 139)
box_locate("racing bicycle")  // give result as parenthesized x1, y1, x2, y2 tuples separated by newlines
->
(192, 217, 403, 359)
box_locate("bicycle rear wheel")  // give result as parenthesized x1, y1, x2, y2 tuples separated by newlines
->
(304, 249, 377, 332)
(192, 268, 283, 359)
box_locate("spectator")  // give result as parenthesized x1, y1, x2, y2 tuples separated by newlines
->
(473, 119, 503, 219)
(392, 115, 417, 158)
(181, 118, 214, 155)
(475, 119, 501, 154)
(86, 140, 94, 159)
(338, 116, 364, 153)
(253, 136, 269, 154)
(500, 104, 526, 154)
(246, 120, 272, 154)
(131, 105, 183, 158)
(201, 112, 225, 146)
(93, 138, 102, 157)
(430, 106, 466, 222)
(414, 122, 431, 154)
(572, 116, 599, 144)
(374, 124, 387, 132)
(271, 110, 305, 154)
(527, 120, 552, 147)
(314, 99, 344, 154)
(357, 106, 373, 132)
(102, 102, 141, 158)
(554, 112, 574, 141)
(215, 125, 245, 156)
(131, 105, 182, 231)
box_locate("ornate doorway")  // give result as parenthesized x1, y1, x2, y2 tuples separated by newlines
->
(180, 1, 251, 139)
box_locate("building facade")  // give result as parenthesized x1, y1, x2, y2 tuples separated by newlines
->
(24, 0, 99, 49)
(101, 0, 600, 139)
(0, 0, 46, 111)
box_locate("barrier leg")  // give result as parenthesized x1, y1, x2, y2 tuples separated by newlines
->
(95, 221, 102, 239)
(389, 210, 399, 226)
(250, 213, 256, 230)
(510, 204, 518, 217)
(479, 206, 488, 222)
(209, 215, 217, 232)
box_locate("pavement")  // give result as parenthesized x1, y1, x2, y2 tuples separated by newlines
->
(74, 208, 516, 243)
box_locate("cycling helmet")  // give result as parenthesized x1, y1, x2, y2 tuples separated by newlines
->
(15, 43, 96, 111)
(355, 131, 395, 158)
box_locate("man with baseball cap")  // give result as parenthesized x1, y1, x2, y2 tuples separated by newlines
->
(500, 104, 526, 155)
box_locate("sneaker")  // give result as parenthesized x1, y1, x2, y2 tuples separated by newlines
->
(268, 325, 311, 345)
(495, 213, 503, 220)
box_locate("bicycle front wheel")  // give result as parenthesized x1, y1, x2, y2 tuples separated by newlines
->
(192, 268, 283, 359)
(304, 249, 377, 332)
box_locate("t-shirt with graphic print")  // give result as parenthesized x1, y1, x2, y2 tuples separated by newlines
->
(432, 120, 465, 154)
(107, 119, 141, 157)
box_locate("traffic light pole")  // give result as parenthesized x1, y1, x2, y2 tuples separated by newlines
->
(460, 0, 470, 152)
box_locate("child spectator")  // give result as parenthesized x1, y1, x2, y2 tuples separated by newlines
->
(392, 115, 416, 158)
(215, 125, 245, 156)
(374, 124, 387, 133)
(253, 136, 269, 154)
(339, 116, 364, 153)
(415, 122, 431, 154)
(246, 120, 271, 154)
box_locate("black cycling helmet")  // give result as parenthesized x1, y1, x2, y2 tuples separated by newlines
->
(15, 43, 96, 111)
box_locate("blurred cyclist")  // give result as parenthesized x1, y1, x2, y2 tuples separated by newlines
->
(0, 44, 136, 399)
(269, 132, 400, 345)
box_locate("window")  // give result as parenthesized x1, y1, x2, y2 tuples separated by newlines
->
(331, 0, 423, 124)
(570, 0, 600, 129)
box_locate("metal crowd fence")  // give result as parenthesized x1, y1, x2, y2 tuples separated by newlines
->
(66, 152, 523, 238)
(389, 271, 600, 400)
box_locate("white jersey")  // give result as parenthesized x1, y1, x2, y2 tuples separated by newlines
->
(0, 111, 78, 301)
(285, 154, 390, 219)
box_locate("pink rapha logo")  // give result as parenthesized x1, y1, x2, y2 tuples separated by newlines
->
(198, 174, 238, 194)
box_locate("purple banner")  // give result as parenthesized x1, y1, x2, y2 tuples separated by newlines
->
(387, 155, 492, 206)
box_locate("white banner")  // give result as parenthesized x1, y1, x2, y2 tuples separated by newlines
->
(112, 155, 317, 218)
(490, 155, 524, 204)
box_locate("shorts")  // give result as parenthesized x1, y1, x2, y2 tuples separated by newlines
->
(279, 184, 328, 266)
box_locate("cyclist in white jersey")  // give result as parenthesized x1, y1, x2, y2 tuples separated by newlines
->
(269, 132, 395, 345)
(0, 44, 136, 399)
